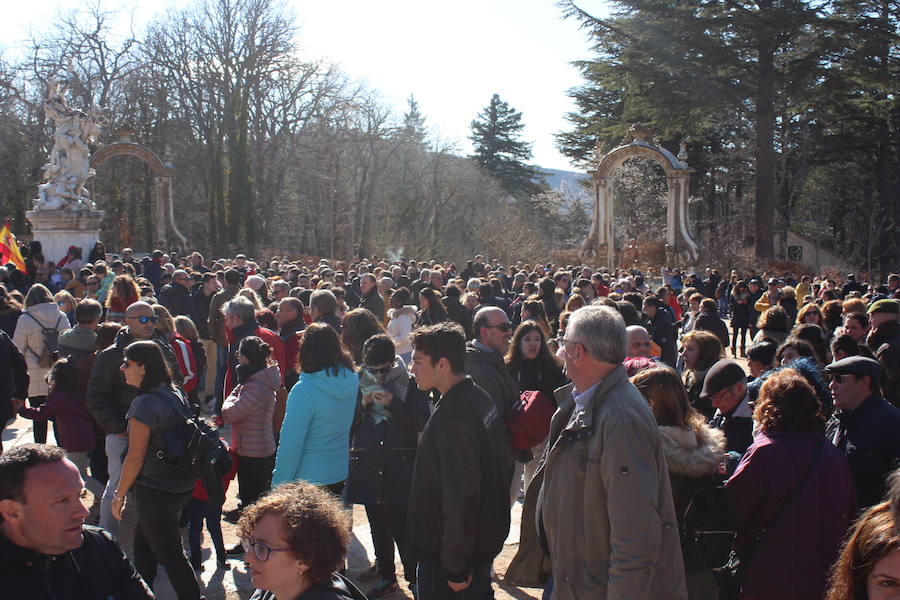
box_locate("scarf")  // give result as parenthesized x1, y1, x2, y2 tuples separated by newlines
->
(236, 360, 267, 385)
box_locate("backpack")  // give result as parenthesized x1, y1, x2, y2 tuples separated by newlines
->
(150, 387, 231, 481)
(24, 312, 64, 368)
(680, 484, 736, 569)
(506, 390, 555, 450)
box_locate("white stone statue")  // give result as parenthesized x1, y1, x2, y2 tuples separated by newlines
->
(33, 64, 105, 211)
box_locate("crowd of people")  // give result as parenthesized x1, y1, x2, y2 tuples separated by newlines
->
(1, 241, 900, 600)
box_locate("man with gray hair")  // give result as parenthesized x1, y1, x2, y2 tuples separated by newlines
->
(222, 295, 285, 401)
(510, 305, 686, 598)
(359, 273, 386, 320)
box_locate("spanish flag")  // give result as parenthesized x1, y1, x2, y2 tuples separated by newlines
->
(0, 222, 27, 274)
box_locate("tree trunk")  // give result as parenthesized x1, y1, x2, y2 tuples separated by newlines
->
(754, 32, 776, 262)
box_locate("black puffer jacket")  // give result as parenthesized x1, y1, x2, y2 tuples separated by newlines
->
(0, 526, 152, 600)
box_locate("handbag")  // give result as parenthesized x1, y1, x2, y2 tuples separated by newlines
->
(715, 441, 824, 600)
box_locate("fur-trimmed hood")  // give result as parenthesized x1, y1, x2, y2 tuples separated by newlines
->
(658, 423, 726, 478)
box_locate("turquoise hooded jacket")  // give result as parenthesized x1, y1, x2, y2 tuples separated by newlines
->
(272, 366, 359, 486)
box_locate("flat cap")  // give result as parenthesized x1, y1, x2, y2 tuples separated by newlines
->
(700, 359, 747, 399)
(867, 299, 900, 315)
(825, 356, 881, 385)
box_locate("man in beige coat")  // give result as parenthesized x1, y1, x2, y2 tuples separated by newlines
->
(528, 305, 687, 599)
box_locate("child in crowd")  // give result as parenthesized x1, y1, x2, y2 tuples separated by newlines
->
(184, 439, 238, 572)
(15, 358, 104, 502)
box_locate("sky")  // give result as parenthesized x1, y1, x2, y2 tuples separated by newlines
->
(2, 0, 609, 171)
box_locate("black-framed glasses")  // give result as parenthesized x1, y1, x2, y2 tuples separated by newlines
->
(242, 538, 293, 562)
(484, 322, 513, 333)
(128, 315, 158, 324)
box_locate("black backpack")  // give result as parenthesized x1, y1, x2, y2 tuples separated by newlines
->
(151, 388, 230, 481)
(680, 485, 736, 569)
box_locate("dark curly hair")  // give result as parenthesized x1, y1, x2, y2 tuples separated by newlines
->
(754, 369, 825, 434)
(238, 481, 350, 584)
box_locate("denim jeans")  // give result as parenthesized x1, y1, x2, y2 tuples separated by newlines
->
(99, 433, 128, 534)
(416, 559, 493, 600)
(133, 485, 201, 600)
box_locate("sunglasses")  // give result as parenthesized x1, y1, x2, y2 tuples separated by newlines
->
(128, 315, 159, 324)
(484, 322, 513, 333)
(831, 373, 857, 384)
(366, 365, 393, 376)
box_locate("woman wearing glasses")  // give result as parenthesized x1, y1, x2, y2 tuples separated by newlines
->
(240, 481, 366, 600)
(112, 340, 203, 600)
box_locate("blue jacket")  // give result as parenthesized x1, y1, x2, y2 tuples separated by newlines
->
(272, 366, 358, 486)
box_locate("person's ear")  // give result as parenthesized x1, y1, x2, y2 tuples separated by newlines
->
(0, 498, 23, 523)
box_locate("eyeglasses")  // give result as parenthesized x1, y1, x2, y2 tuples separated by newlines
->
(484, 322, 513, 333)
(242, 538, 293, 562)
(128, 315, 158, 324)
(366, 365, 393, 376)
(557, 337, 580, 348)
(831, 373, 857, 384)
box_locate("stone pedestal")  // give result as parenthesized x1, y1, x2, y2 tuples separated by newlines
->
(26, 209, 106, 265)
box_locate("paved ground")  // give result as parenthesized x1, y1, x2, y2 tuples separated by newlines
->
(2, 416, 539, 600)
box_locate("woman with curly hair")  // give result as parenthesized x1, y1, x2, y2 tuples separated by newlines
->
(726, 370, 857, 600)
(105, 274, 141, 323)
(631, 366, 725, 599)
(826, 501, 900, 600)
(239, 481, 366, 600)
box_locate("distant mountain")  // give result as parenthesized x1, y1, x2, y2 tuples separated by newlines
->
(539, 167, 589, 191)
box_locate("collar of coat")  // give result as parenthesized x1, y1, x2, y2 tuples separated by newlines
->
(553, 365, 629, 434)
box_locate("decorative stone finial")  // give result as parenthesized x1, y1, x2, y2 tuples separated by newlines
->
(116, 125, 134, 142)
(677, 141, 689, 164)
(628, 123, 655, 145)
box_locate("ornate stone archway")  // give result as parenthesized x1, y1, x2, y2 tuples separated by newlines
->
(89, 131, 188, 251)
(580, 124, 699, 267)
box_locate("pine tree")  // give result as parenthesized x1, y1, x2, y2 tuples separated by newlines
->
(400, 95, 427, 145)
(470, 94, 545, 197)
(557, 0, 826, 262)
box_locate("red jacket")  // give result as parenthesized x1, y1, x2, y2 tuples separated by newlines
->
(172, 333, 198, 394)
(192, 446, 239, 502)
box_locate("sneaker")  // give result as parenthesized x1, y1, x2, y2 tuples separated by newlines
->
(366, 579, 399, 600)
(358, 563, 379, 581)
(224, 543, 245, 557)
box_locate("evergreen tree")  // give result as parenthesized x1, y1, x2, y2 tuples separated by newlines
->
(400, 94, 427, 145)
(557, 0, 826, 262)
(470, 93, 545, 197)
